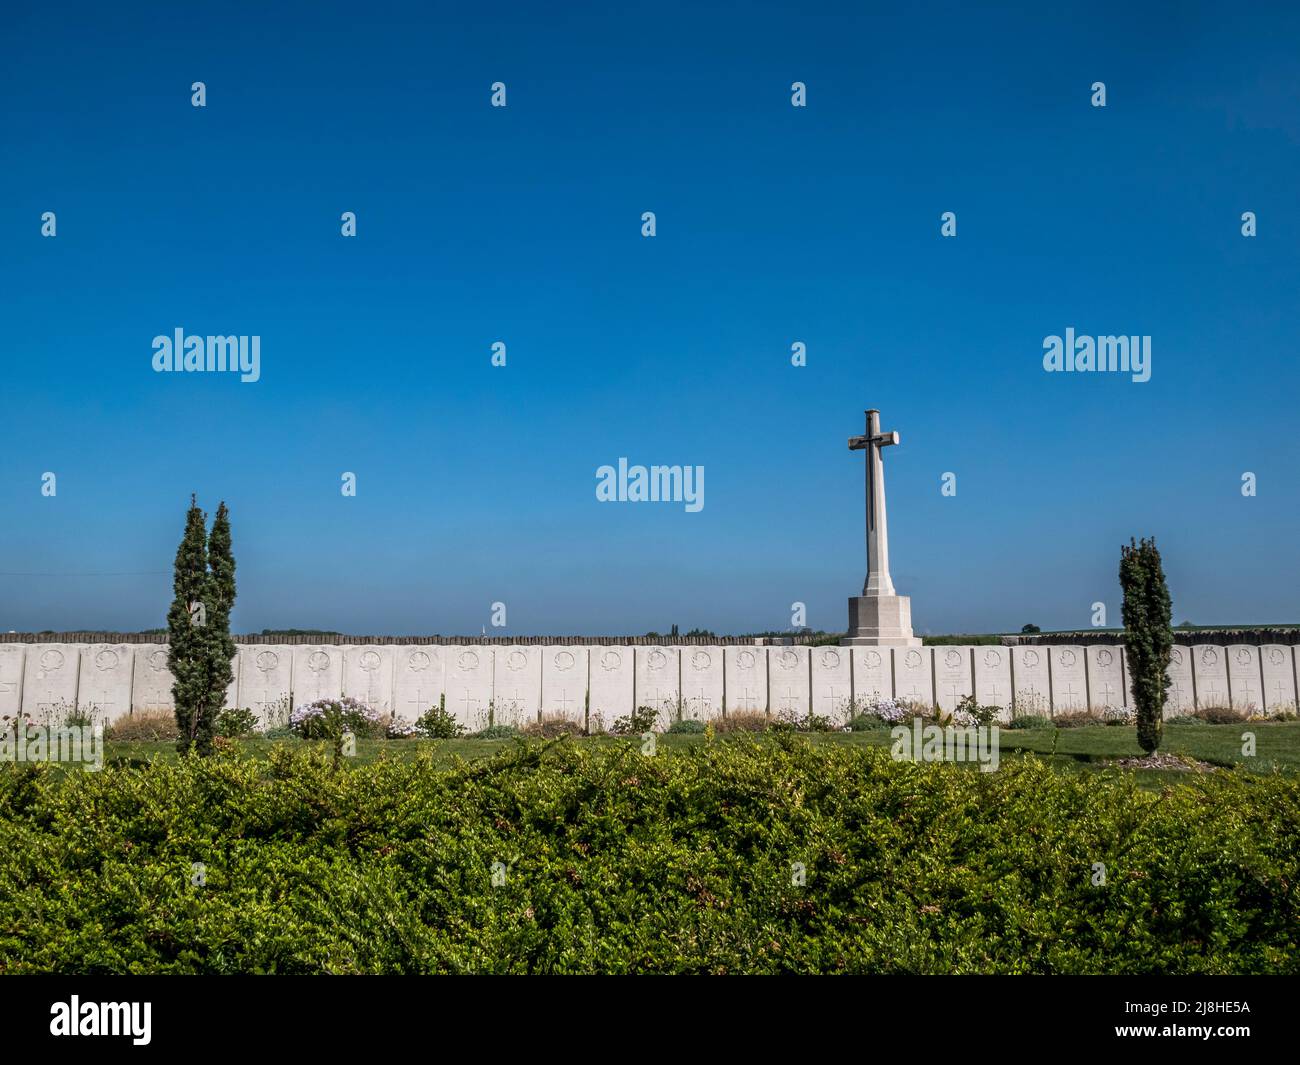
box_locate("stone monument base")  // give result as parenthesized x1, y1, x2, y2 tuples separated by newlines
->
(840, 595, 922, 647)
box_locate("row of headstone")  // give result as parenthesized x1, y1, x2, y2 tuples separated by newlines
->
(0, 642, 1296, 729)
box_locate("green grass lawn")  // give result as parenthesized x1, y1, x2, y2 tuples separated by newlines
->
(98, 721, 1300, 787)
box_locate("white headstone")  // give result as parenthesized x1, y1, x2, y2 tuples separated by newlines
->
(343, 646, 395, 714)
(1260, 645, 1297, 713)
(493, 646, 542, 727)
(679, 647, 724, 721)
(973, 646, 1012, 721)
(588, 646, 633, 731)
(851, 647, 892, 708)
(392, 646, 445, 723)
(1050, 646, 1088, 714)
(292, 646, 344, 706)
(237, 645, 294, 726)
(541, 646, 588, 726)
(933, 646, 973, 714)
(1225, 645, 1264, 713)
(724, 646, 768, 716)
(893, 646, 933, 709)
(767, 646, 810, 719)
(445, 646, 493, 731)
(810, 646, 853, 723)
(77, 645, 135, 725)
(0, 644, 26, 718)
(1011, 646, 1051, 717)
(22, 644, 83, 721)
(131, 644, 175, 714)
(635, 646, 681, 729)
(1191, 644, 1229, 709)
(1085, 646, 1125, 711)
(1164, 646, 1196, 715)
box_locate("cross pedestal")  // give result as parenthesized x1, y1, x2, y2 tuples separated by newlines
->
(842, 408, 921, 648)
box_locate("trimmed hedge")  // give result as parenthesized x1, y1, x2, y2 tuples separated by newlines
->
(0, 739, 1296, 973)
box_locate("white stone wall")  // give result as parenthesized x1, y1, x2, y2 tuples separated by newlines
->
(1, 641, 1294, 729)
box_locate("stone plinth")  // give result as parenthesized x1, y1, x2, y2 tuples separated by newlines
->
(840, 595, 921, 647)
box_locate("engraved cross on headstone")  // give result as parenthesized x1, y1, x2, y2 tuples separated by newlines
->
(848, 409, 899, 597)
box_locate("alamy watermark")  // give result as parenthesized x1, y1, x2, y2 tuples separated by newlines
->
(890, 719, 1000, 772)
(152, 328, 261, 382)
(50, 996, 150, 1045)
(595, 458, 704, 512)
(1, 722, 103, 771)
(1042, 328, 1150, 383)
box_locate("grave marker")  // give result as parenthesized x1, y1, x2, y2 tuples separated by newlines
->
(810, 646, 853, 724)
(588, 646, 634, 730)
(541, 646, 589, 725)
(1191, 645, 1230, 710)
(445, 646, 494, 731)
(392, 646, 446, 723)
(493, 646, 541, 726)
(767, 645, 810, 719)
(1260, 645, 1297, 713)
(635, 646, 681, 729)
(678, 646, 724, 721)
(1011, 646, 1050, 717)
(724, 646, 768, 716)
(1225, 645, 1265, 713)
(1085, 646, 1125, 712)
(1164, 646, 1196, 715)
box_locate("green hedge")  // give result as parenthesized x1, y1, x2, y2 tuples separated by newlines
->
(0, 739, 1296, 973)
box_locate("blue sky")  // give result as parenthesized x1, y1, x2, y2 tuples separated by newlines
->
(2, 1, 1298, 636)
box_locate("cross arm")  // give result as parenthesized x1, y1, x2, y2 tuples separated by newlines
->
(847, 431, 900, 450)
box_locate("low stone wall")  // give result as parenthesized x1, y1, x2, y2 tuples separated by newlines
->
(1, 641, 1294, 729)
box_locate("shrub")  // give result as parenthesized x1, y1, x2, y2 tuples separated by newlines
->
(1195, 706, 1247, 725)
(384, 716, 418, 739)
(857, 697, 909, 725)
(772, 708, 837, 733)
(521, 716, 583, 738)
(291, 697, 383, 765)
(291, 697, 383, 740)
(714, 710, 769, 733)
(666, 719, 707, 734)
(472, 724, 520, 740)
(216, 707, 259, 738)
(262, 726, 298, 741)
(900, 699, 933, 719)
(951, 694, 1000, 728)
(414, 701, 465, 739)
(105, 710, 181, 743)
(1012, 691, 1051, 718)
(0, 743, 1297, 973)
(847, 713, 892, 731)
(610, 706, 659, 735)
(1101, 705, 1136, 726)
(1052, 711, 1105, 729)
(1006, 714, 1054, 731)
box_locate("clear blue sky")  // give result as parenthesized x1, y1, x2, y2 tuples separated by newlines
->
(2, 1, 1298, 636)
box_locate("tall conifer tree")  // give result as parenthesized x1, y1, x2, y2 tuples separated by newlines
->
(1120, 537, 1173, 754)
(169, 496, 211, 753)
(206, 501, 238, 737)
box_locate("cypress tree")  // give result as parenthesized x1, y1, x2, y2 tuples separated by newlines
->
(1120, 537, 1173, 754)
(169, 496, 211, 754)
(206, 501, 237, 702)
(206, 501, 238, 735)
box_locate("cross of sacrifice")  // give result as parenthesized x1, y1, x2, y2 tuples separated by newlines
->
(847, 409, 900, 597)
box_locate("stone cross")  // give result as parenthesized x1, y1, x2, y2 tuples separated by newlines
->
(848, 409, 899, 597)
